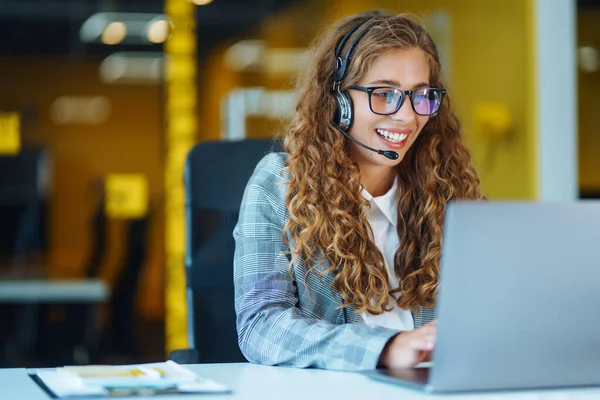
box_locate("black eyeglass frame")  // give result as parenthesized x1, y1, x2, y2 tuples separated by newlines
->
(348, 85, 447, 116)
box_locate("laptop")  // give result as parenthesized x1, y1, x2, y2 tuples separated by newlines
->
(364, 201, 600, 393)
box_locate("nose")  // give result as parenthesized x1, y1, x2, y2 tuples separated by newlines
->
(390, 94, 416, 124)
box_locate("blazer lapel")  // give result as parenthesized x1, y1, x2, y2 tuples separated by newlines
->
(343, 303, 360, 323)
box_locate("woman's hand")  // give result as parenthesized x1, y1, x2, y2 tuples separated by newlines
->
(378, 320, 436, 369)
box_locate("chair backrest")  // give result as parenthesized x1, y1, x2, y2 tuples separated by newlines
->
(83, 198, 108, 278)
(108, 213, 150, 357)
(183, 138, 282, 363)
(0, 147, 49, 268)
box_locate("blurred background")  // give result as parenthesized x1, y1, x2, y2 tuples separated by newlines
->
(0, 0, 597, 367)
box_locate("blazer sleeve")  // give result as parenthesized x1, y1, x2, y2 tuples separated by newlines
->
(233, 153, 399, 371)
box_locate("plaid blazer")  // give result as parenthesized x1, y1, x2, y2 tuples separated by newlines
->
(233, 152, 436, 371)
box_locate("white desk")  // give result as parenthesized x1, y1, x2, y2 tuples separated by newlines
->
(2, 363, 599, 399)
(0, 368, 55, 399)
(0, 279, 109, 303)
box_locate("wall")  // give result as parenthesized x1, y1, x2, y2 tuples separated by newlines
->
(578, 9, 600, 193)
(0, 56, 165, 319)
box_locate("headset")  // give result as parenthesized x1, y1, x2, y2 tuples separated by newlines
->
(331, 17, 399, 160)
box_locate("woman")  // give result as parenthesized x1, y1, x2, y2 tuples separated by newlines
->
(233, 10, 483, 372)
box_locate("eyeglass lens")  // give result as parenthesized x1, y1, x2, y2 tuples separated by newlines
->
(370, 87, 443, 116)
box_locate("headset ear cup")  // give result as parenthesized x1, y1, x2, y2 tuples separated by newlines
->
(334, 90, 353, 131)
(333, 93, 343, 126)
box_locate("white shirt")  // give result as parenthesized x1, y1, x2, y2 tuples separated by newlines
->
(360, 179, 415, 331)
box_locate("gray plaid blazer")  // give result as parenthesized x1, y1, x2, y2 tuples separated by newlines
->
(233, 152, 436, 371)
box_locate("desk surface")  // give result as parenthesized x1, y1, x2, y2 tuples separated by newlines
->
(3, 363, 600, 400)
(0, 279, 109, 302)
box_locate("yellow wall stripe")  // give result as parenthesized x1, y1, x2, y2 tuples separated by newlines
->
(164, 0, 196, 353)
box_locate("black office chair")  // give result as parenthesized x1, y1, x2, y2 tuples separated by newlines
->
(37, 185, 149, 366)
(170, 138, 283, 364)
(0, 146, 49, 269)
(105, 213, 150, 360)
(34, 193, 111, 366)
(33, 197, 109, 366)
(0, 147, 49, 366)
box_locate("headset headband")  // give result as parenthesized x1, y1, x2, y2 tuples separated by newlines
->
(333, 17, 377, 87)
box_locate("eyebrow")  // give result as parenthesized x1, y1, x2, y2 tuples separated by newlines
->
(367, 79, 430, 89)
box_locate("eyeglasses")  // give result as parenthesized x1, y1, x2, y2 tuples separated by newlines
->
(348, 85, 446, 116)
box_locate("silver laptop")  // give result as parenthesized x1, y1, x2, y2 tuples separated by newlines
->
(364, 201, 600, 393)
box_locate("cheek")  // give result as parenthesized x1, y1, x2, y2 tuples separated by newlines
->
(350, 101, 376, 134)
(352, 95, 370, 118)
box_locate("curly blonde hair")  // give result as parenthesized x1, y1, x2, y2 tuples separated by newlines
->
(282, 10, 483, 314)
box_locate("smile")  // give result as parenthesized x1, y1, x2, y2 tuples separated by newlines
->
(375, 128, 408, 144)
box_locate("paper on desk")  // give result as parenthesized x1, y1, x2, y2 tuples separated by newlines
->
(34, 361, 230, 398)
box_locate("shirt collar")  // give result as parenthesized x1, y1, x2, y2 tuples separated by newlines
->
(361, 178, 399, 227)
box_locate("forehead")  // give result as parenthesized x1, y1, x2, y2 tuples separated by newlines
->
(360, 47, 431, 88)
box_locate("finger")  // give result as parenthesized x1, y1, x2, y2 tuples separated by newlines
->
(409, 336, 435, 351)
(416, 350, 432, 364)
(410, 332, 435, 345)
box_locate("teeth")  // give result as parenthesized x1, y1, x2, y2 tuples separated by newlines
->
(376, 129, 408, 143)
